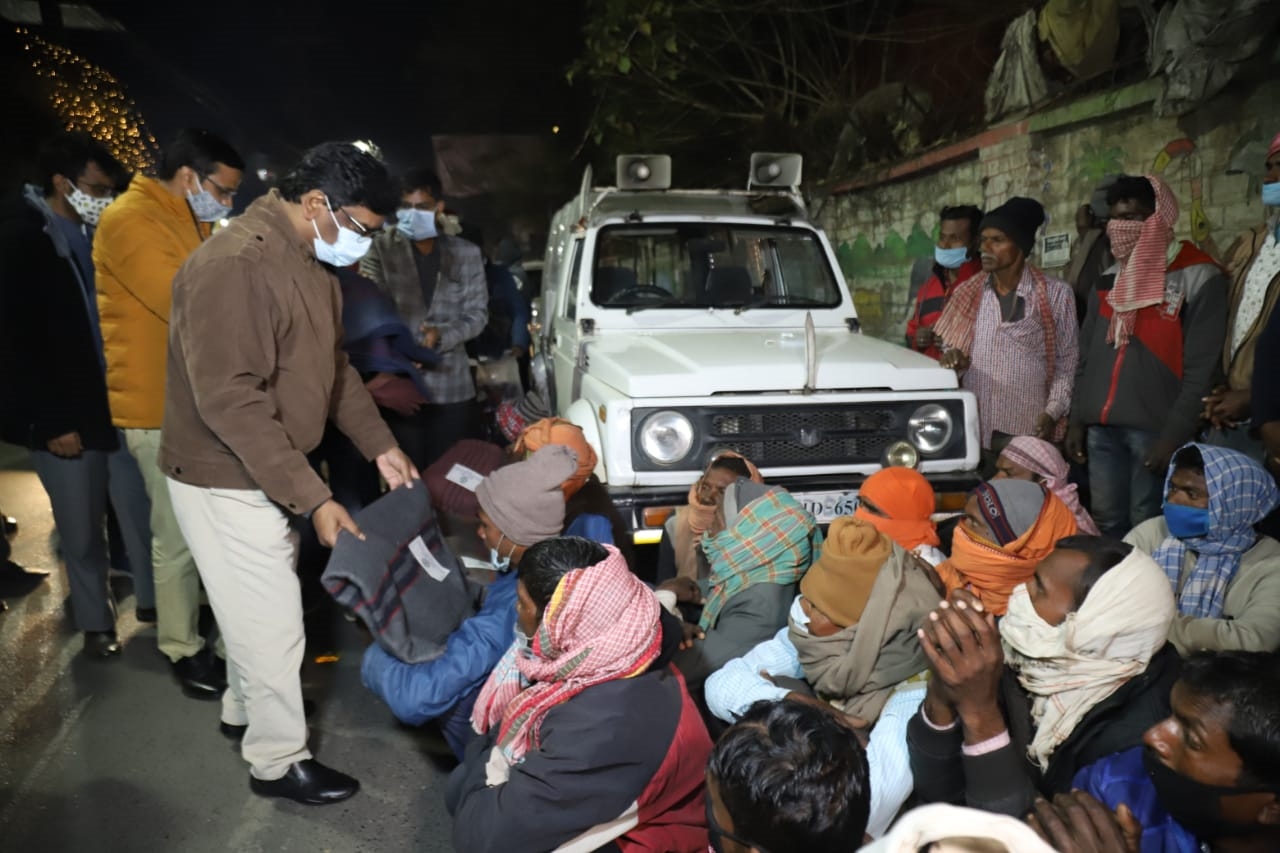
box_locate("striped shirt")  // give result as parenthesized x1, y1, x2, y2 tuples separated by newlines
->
(964, 267, 1078, 447)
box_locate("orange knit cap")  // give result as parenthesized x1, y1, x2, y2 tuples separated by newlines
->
(514, 418, 599, 497)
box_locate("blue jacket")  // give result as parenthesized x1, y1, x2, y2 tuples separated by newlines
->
(360, 516, 615, 725)
(1073, 746, 1200, 853)
(361, 570, 519, 724)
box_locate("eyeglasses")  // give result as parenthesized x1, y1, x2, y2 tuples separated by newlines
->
(201, 175, 238, 202)
(339, 207, 381, 237)
(76, 179, 115, 199)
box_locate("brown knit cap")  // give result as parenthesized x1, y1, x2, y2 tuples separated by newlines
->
(799, 516, 893, 627)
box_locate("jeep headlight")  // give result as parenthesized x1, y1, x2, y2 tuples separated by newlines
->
(907, 404, 953, 455)
(638, 410, 694, 465)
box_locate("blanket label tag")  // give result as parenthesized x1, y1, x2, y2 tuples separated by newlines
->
(409, 536, 451, 581)
(445, 464, 484, 492)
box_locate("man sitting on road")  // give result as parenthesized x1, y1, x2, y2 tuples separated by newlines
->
(934, 479, 1078, 616)
(1076, 650, 1280, 853)
(910, 536, 1179, 818)
(448, 538, 711, 852)
(1124, 442, 1280, 654)
(708, 698, 872, 853)
(704, 516, 939, 837)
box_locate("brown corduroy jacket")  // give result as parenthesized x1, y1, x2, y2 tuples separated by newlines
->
(160, 190, 396, 515)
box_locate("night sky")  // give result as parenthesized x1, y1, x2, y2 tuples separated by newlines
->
(62, 0, 588, 174)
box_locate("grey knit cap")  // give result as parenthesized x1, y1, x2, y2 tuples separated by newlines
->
(475, 444, 577, 546)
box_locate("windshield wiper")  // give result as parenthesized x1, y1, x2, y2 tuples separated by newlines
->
(734, 295, 833, 315)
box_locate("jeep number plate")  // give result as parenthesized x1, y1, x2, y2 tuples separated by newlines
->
(792, 490, 858, 524)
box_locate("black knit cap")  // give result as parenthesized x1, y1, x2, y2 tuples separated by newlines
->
(978, 196, 1046, 256)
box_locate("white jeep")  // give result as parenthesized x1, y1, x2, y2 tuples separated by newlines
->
(531, 154, 981, 544)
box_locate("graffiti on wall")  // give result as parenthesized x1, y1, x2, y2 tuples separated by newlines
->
(828, 119, 1270, 346)
(837, 222, 937, 340)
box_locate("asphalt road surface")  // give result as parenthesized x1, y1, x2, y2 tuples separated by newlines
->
(0, 444, 462, 853)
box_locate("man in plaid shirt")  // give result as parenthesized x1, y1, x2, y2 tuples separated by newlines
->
(361, 168, 487, 470)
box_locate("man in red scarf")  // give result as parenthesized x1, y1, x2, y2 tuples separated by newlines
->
(1066, 175, 1227, 539)
(450, 537, 711, 852)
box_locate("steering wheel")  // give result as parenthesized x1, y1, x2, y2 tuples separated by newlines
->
(605, 284, 673, 305)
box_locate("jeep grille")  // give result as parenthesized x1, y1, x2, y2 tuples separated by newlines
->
(631, 400, 967, 471)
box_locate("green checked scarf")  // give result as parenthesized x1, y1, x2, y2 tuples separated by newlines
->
(699, 486, 822, 631)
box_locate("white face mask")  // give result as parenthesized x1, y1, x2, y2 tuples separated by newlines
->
(490, 535, 512, 571)
(396, 208, 437, 241)
(514, 624, 533, 657)
(311, 196, 373, 267)
(789, 595, 811, 635)
(186, 172, 232, 222)
(65, 184, 113, 226)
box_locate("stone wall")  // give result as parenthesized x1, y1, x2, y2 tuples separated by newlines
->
(817, 80, 1275, 345)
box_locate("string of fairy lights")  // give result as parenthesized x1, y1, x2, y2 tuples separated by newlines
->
(18, 26, 158, 171)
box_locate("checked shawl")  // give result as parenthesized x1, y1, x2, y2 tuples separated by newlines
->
(699, 486, 822, 631)
(1153, 442, 1280, 618)
(471, 544, 661, 764)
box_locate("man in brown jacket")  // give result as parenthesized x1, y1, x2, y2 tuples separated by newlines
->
(161, 142, 417, 805)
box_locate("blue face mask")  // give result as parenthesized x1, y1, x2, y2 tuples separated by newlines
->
(1164, 502, 1211, 540)
(396, 208, 437, 241)
(1262, 182, 1280, 207)
(935, 245, 969, 270)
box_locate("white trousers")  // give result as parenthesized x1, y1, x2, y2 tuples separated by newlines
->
(167, 478, 310, 780)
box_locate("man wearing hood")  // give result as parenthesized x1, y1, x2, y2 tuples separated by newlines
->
(935, 479, 1079, 616)
(1125, 443, 1280, 654)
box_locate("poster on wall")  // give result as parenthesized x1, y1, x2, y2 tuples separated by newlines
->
(1042, 232, 1072, 267)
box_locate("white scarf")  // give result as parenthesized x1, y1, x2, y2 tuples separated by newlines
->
(999, 549, 1175, 770)
(856, 803, 1056, 853)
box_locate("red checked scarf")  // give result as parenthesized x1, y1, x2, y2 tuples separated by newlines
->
(471, 544, 662, 764)
(1105, 174, 1179, 348)
(932, 264, 1066, 441)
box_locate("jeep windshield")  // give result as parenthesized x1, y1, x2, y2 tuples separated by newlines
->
(590, 224, 842, 311)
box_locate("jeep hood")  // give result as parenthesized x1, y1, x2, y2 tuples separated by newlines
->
(583, 329, 958, 397)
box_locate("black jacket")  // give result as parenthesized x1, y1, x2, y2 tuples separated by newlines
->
(908, 643, 1182, 818)
(0, 190, 117, 451)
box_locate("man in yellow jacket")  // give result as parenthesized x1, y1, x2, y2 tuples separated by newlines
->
(93, 129, 243, 697)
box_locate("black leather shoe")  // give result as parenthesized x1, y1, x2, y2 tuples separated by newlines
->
(221, 699, 316, 740)
(84, 631, 121, 658)
(172, 651, 226, 699)
(135, 607, 157, 623)
(249, 759, 359, 805)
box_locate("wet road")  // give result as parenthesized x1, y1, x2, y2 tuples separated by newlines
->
(0, 444, 458, 852)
